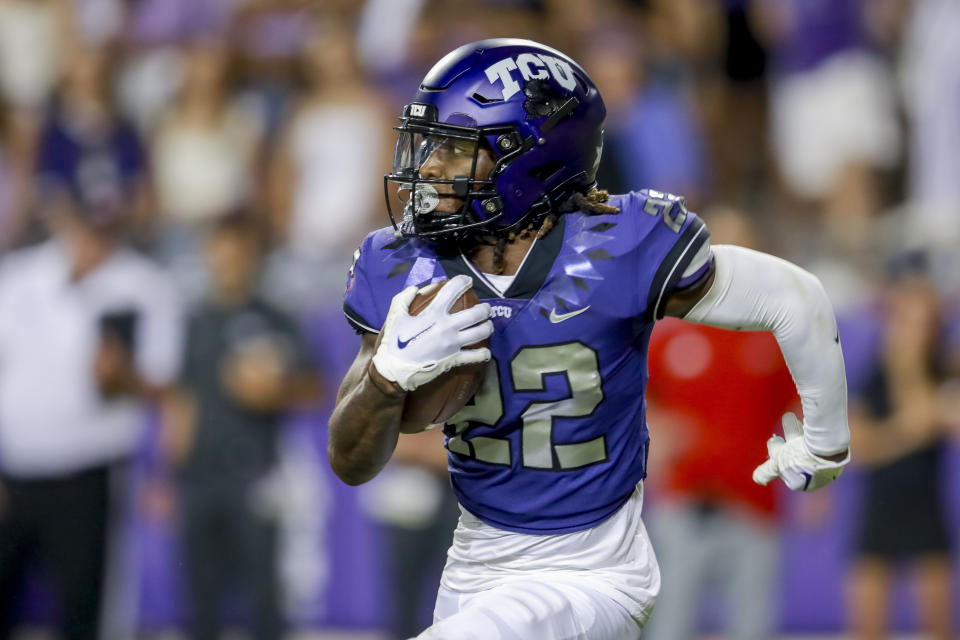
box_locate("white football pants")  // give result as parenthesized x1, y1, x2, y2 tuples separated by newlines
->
(414, 485, 658, 640)
(418, 579, 640, 640)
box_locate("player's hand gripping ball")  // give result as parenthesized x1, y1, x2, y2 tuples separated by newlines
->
(371, 274, 493, 433)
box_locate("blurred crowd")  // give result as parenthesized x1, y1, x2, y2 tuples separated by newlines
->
(0, 0, 957, 638)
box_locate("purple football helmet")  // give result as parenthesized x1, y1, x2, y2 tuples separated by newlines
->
(385, 38, 606, 240)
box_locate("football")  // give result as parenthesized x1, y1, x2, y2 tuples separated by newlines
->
(397, 283, 489, 433)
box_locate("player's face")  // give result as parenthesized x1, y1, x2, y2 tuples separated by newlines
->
(417, 136, 496, 213)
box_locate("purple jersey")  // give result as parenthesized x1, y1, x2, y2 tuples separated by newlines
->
(344, 190, 710, 534)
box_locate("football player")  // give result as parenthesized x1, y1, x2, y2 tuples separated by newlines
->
(329, 39, 850, 639)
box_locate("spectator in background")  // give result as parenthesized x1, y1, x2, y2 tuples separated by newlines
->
(151, 39, 263, 299)
(0, 104, 11, 249)
(355, 0, 427, 93)
(36, 43, 150, 242)
(269, 18, 388, 259)
(0, 0, 72, 114)
(0, 101, 39, 253)
(586, 28, 707, 207)
(898, 0, 960, 293)
(900, 0, 960, 233)
(643, 207, 798, 640)
(71, 0, 126, 47)
(757, 0, 900, 249)
(704, 0, 770, 206)
(0, 157, 182, 640)
(362, 429, 460, 640)
(265, 17, 389, 310)
(230, 0, 317, 139)
(164, 213, 316, 640)
(0, 0, 74, 250)
(847, 253, 955, 640)
(117, 0, 235, 136)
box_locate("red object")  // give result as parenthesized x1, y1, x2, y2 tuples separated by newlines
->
(646, 319, 799, 518)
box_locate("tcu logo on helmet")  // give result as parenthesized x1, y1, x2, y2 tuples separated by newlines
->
(484, 54, 577, 101)
(409, 104, 427, 117)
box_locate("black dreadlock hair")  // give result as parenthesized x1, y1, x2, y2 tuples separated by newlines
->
(487, 188, 619, 275)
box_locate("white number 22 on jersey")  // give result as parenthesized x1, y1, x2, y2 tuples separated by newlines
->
(446, 342, 607, 471)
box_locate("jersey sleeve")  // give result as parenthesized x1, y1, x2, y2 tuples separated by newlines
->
(674, 237, 713, 288)
(621, 189, 712, 322)
(343, 233, 383, 334)
(343, 228, 439, 334)
(343, 227, 446, 333)
(644, 208, 710, 322)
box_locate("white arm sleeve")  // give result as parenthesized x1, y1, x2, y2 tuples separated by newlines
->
(683, 245, 850, 456)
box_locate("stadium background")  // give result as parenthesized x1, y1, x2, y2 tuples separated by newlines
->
(0, 0, 957, 637)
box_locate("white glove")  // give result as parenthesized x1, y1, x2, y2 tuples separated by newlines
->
(372, 274, 493, 391)
(752, 413, 850, 492)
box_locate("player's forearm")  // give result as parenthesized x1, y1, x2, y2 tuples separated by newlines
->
(684, 245, 850, 456)
(328, 363, 407, 485)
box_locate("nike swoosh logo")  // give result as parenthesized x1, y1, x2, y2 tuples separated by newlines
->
(801, 472, 813, 491)
(398, 325, 432, 349)
(548, 306, 590, 323)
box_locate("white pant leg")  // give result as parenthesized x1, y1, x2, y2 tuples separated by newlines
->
(419, 579, 641, 640)
(418, 487, 658, 639)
